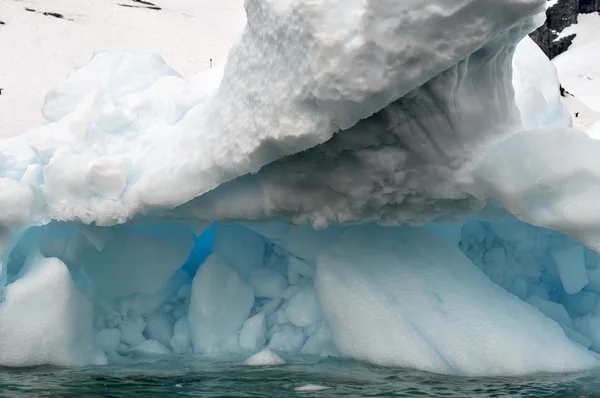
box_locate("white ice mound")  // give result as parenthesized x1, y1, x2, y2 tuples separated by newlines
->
(244, 348, 285, 366)
(5, 0, 600, 377)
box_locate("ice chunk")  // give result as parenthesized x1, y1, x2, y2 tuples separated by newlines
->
(170, 317, 191, 355)
(119, 315, 146, 346)
(576, 315, 600, 352)
(239, 312, 267, 351)
(588, 268, 600, 293)
(286, 286, 319, 328)
(132, 340, 171, 355)
(213, 224, 265, 278)
(0, 256, 95, 367)
(95, 328, 122, 354)
(86, 156, 128, 200)
(288, 257, 315, 279)
(144, 312, 175, 348)
(248, 269, 287, 299)
(294, 384, 330, 392)
(551, 246, 589, 295)
(0, 179, 33, 228)
(562, 325, 592, 349)
(301, 322, 337, 357)
(188, 254, 254, 353)
(281, 285, 301, 301)
(316, 226, 597, 376)
(268, 324, 305, 352)
(89, 348, 109, 366)
(526, 296, 573, 327)
(260, 298, 282, 315)
(287, 265, 301, 286)
(244, 348, 285, 366)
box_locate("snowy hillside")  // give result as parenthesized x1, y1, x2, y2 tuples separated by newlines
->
(528, 1, 600, 129)
(0, 0, 246, 138)
(553, 12, 600, 129)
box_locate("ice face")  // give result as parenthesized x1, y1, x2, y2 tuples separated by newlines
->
(0, 255, 103, 367)
(4, 0, 600, 377)
(316, 225, 597, 375)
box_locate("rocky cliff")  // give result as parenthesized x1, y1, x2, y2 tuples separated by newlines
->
(530, 0, 600, 58)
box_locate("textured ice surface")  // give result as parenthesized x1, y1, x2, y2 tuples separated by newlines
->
(188, 254, 254, 353)
(0, 255, 101, 366)
(4, 0, 600, 377)
(316, 225, 597, 375)
(294, 384, 330, 392)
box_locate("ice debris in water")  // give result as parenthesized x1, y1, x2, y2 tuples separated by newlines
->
(294, 384, 330, 392)
(244, 348, 285, 366)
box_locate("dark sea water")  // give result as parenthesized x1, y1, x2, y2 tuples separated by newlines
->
(1, 356, 599, 398)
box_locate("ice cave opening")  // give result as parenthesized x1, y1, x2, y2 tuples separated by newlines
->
(2, 215, 600, 376)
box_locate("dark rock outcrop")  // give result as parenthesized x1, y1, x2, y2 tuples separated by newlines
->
(530, 0, 600, 58)
(580, 0, 600, 12)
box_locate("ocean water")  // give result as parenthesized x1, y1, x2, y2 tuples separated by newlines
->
(1, 356, 600, 397)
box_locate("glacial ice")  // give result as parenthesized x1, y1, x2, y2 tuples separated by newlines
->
(3, 0, 600, 377)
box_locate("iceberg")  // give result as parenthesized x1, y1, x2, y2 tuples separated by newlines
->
(3, 0, 600, 376)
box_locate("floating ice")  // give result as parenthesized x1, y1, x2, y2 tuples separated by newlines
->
(244, 348, 285, 366)
(4, 0, 600, 378)
(188, 254, 254, 353)
(294, 384, 330, 392)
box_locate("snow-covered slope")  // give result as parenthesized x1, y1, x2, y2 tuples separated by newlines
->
(0, 0, 246, 138)
(554, 13, 600, 114)
(5, 0, 600, 377)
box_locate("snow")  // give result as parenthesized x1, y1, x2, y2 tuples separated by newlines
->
(553, 246, 589, 295)
(170, 316, 191, 354)
(553, 13, 600, 113)
(120, 316, 146, 346)
(248, 269, 288, 299)
(0, 0, 246, 138)
(144, 312, 175, 348)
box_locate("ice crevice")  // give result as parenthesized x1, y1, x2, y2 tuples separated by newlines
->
(4, 0, 600, 376)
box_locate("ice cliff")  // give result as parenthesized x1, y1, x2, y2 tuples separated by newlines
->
(2, 0, 600, 376)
